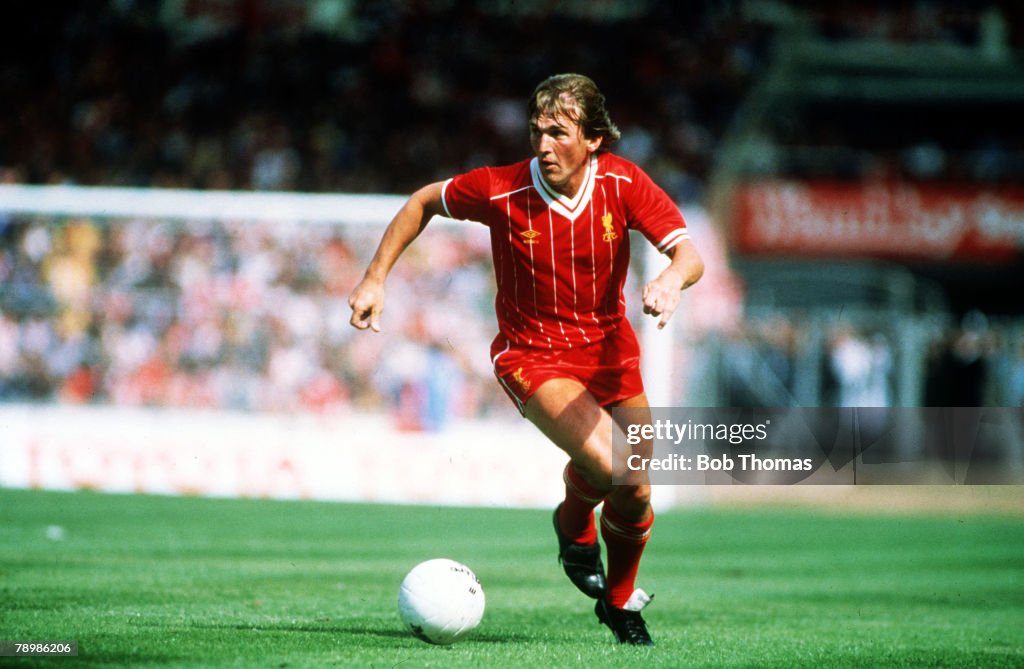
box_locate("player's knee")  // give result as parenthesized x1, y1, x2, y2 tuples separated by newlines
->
(608, 484, 651, 520)
(572, 459, 612, 492)
(571, 439, 615, 491)
(625, 484, 651, 510)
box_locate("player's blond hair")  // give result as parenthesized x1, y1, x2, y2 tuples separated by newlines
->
(528, 74, 621, 149)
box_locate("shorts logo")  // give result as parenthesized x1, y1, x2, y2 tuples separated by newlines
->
(602, 213, 618, 242)
(511, 367, 531, 392)
(520, 229, 542, 245)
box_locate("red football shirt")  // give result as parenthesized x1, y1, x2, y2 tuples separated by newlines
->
(441, 153, 688, 350)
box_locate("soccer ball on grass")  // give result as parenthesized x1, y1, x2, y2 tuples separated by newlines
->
(397, 558, 485, 644)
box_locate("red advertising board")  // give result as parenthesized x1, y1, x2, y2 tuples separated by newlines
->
(734, 181, 1024, 262)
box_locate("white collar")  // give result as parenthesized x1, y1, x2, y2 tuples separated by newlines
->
(529, 155, 597, 222)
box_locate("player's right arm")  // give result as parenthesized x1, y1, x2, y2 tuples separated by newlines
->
(348, 181, 446, 332)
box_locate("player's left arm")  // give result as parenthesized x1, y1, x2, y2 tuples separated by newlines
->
(642, 238, 704, 329)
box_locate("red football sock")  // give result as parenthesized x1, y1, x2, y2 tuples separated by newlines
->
(557, 463, 606, 545)
(600, 503, 654, 608)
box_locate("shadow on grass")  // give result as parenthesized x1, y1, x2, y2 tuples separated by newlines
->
(161, 620, 532, 644)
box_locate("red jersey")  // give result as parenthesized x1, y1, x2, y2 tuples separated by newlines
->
(440, 153, 688, 350)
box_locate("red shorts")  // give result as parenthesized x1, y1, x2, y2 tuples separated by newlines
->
(490, 322, 645, 415)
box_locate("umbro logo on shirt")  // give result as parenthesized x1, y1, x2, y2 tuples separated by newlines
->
(520, 229, 542, 245)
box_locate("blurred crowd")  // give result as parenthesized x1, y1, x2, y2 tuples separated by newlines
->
(746, 99, 1024, 184)
(1, 0, 778, 204)
(2, 0, 1022, 418)
(5, 2, 1017, 200)
(0, 212, 505, 421)
(741, 3, 1024, 183)
(2, 211, 1022, 416)
(718, 313, 1024, 408)
(802, 1, 1019, 44)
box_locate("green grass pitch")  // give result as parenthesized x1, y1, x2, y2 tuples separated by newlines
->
(1, 488, 1022, 668)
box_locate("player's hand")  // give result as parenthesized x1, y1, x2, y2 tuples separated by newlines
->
(348, 278, 385, 332)
(642, 240, 703, 329)
(642, 270, 685, 330)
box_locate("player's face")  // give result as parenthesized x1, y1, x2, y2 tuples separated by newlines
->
(530, 112, 602, 197)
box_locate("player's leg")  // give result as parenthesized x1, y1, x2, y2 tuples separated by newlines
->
(559, 460, 604, 545)
(602, 393, 655, 594)
(524, 376, 617, 489)
(523, 381, 653, 561)
(524, 377, 614, 599)
(525, 380, 655, 644)
(591, 392, 656, 645)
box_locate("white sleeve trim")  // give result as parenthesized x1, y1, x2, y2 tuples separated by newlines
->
(656, 228, 689, 253)
(440, 178, 455, 218)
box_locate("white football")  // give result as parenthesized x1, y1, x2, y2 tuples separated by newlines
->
(397, 558, 485, 645)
